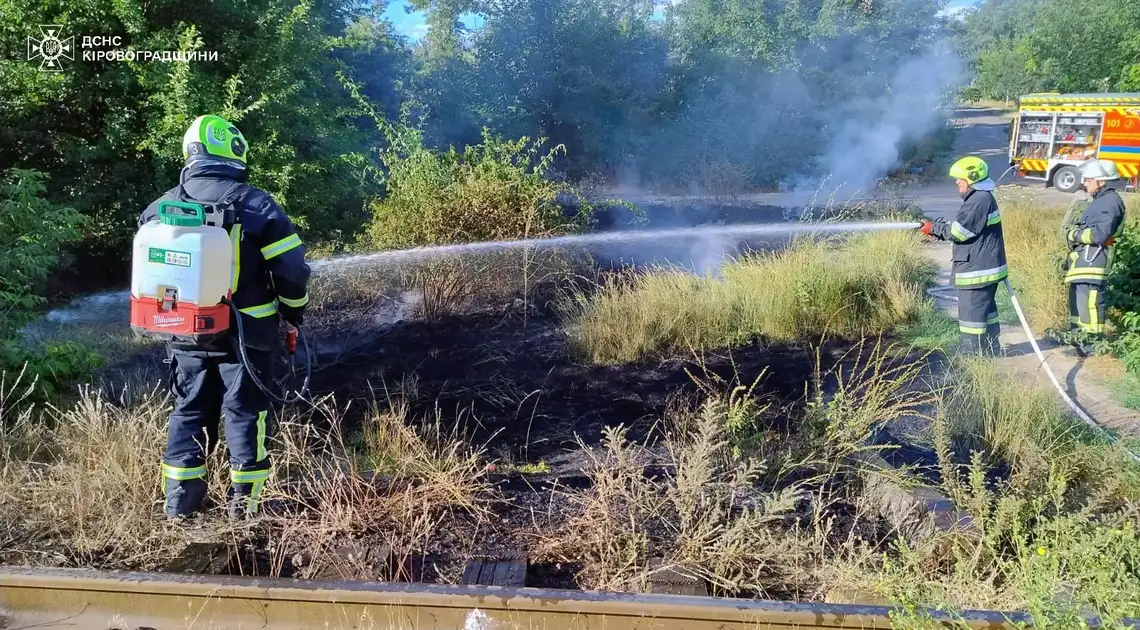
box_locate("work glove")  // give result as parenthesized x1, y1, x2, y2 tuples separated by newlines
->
(281, 312, 303, 328)
(919, 220, 935, 237)
(1066, 228, 1085, 247)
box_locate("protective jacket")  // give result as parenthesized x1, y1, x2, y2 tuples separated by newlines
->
(1064, 187, 1126, 287)
(931, 187, 1008, 288)
(140, 160, 310, 350)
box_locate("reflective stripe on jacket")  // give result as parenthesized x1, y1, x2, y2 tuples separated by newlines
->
(1064, 187, 1126, 287)
(139, 160, 311, 350)
(931, 189, 1009, 288)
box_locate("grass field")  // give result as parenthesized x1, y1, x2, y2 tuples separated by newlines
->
(3, 208, 1140, 627)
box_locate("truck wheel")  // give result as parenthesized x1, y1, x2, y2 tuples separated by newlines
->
(1053, 166, 1082, 193)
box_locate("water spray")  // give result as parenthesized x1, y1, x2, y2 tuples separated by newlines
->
(311, 221, 923, 271)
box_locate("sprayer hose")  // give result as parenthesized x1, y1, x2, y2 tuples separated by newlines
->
(224, 298, 312, 406)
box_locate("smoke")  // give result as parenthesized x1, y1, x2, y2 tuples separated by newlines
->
(580, 0, 969, 272)
(802, 39, 968, 197)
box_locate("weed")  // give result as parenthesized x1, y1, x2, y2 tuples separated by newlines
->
(995, 188, 1070, 331)
(566, 229, 936, 364)
(897, 300, 959, 351)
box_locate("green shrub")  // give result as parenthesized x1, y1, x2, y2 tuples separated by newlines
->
(0, 168, 97, 401)
(1105, 219, 1140, 374)
(362, 123, 602, 250)
(0, 169, 84, 327)
(1, 341, 104, 403)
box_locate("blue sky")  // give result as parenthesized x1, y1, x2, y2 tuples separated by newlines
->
(382, 0, 983, 41)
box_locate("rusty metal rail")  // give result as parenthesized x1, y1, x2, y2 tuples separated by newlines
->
(0, 566, 1053, 630)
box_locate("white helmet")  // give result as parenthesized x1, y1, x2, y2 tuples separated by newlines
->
(1079, 158, 1121, 181)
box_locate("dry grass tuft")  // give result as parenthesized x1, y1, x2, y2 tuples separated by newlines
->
(0, 375, 492, 577)
(550, 416, 820, 598)
(995, 188, 1071, 330)
(0, 380, 183, 568)
(566, 230, 936, 364)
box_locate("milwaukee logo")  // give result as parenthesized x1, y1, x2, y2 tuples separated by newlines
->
(152, 315, 186, 328)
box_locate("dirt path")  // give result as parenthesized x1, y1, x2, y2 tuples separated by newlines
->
(919, 107, 1139, 439)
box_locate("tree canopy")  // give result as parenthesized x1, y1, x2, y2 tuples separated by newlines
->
(1, 0, 961, 294)
(957, 0, 1140, 101)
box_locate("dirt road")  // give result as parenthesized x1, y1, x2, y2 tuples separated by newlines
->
(918, 107, 1139, 438)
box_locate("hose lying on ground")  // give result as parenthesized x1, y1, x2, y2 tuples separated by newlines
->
(928, 280, 1138, 461)
(225, 298, 312, 405)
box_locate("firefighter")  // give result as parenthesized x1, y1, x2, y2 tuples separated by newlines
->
(1063, 158, 1126, 356)
(919, 156, 1009, 356)
(139, 114, 310, 519)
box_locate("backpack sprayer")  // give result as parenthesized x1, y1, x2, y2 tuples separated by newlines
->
(129, 199, 311, 405)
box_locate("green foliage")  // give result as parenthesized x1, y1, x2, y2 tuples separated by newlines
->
(1, 341, 104, 403)
(0, 169, 84, 329)
(0, 169, 98, 400)
(867, 359, 1140, 627)
(2, 0, 962, 293)
(959, 0, 1140, 97)
(0, 0, 401, 287)
(1105, 222, 1140, 374)
(362, 123, 596, 250)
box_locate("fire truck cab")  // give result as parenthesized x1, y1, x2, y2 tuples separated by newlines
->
(1008, 92, 1140, 193)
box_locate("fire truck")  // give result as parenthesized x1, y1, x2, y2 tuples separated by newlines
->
(1008, 92, 1140, 192)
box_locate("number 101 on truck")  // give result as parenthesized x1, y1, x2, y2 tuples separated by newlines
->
(1007, 92, 1140, 193)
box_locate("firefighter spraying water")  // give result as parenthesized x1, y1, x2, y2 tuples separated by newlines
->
(131, 114, 312, 520)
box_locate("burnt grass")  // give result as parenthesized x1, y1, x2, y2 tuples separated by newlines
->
(218, 291, 914, 594)
(59, 200, 933, 593)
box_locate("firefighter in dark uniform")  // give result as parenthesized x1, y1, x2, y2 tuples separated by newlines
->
(139, 114, 310, 519)
(919, 156, 1009, 356)
(1064, 159, 1127, 356)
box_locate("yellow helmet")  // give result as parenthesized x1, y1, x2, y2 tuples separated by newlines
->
(949, 156, 988, 184)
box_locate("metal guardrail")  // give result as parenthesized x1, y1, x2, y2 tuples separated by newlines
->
(0, 566, 1039, 630)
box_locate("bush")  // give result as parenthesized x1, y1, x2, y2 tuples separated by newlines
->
(362, 124, 600, 250)
(566, 229, 937, 364)
(1105, 212, 1140, 373)
(0, 169, 97, 401)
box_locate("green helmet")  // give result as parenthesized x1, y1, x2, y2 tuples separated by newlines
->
(182, 114, 248, 166)
(949, 156, 988, 184)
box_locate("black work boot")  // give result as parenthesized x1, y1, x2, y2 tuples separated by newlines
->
(164, 478, 208, 519)
(226, 484, 264, 521)
(959, 334, 984, 357)
(1074, 341, 1099, 358)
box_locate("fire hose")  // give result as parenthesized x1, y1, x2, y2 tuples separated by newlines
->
(929, 271, 1137, 461)
(928, 168, 1135, 457)
(224, 298, 312, 406)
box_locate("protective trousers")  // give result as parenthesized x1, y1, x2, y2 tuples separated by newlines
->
(1068, 282, 1107, 337)
(958, 284, 1001, 356)
(162, 345, 274, 518)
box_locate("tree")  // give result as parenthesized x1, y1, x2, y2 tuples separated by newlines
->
(975, 45, 1037, 105)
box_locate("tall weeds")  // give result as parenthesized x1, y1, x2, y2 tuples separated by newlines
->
(995, 188, 1071, 331)
(839, 359, 1140, 625)
(567, 230, 937, 364)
